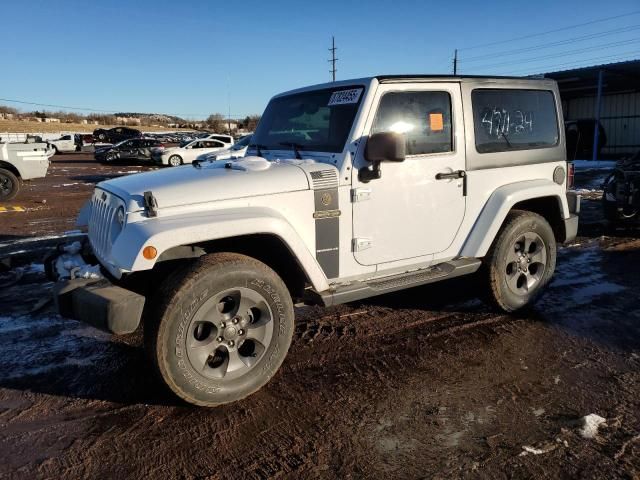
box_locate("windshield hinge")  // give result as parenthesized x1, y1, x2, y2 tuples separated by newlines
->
(143, 191, 158, 217)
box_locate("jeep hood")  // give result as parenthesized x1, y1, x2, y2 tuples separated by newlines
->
(98, 156, 312, 212)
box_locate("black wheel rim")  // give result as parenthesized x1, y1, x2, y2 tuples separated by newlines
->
(505, 232, 547, 296)
(185, 287, 274, 381)
(0, 173, 14, 199)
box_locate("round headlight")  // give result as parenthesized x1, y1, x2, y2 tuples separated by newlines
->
(116, 206, 126, 227)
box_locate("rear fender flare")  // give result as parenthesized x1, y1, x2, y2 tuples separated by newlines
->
(460, 179, 569, 258)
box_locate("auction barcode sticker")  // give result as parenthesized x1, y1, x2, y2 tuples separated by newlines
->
(328, 88, 363, 106)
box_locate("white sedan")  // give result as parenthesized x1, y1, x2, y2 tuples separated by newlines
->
(195, 134, 252, 163)
(153, 139, 227, 166)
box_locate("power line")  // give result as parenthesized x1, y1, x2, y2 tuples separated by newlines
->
(464, 37, 640, 71)
(0, 97, 251, 119)
(494, 52, 640, 76)
(460, 24, 640, 63)
(458, 10, 640, 51)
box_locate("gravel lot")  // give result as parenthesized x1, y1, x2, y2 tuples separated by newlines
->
(0, 154, 639, 479)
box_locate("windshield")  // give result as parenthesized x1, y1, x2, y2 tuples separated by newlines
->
(251, 86, 364, 153)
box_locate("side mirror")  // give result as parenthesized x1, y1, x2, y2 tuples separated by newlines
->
(359, 132, 405, 182)
(365, 131, 406, 163)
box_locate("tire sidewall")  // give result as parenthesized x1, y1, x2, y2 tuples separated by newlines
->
(0, 169, 19, 201)
(492, 214, 556, 311)
(157, 261, 294, 406)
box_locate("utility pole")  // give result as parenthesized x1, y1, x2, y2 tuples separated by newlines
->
(453, 49, 458, 75)
(328, 36, 337, 82)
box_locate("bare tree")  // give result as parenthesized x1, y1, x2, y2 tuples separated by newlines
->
(206, 113, 226, 133)
(243, 115, 261, 132)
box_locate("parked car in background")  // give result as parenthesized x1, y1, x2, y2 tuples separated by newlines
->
(180, 134, 233, 147)
(153, 138, 226, 166)
(48, 134, 77, 154)
(196, 134, 252, 162)
(93, 127, 142, 144)
(94, 137, 164, 163)
(0, 138, 51, 200)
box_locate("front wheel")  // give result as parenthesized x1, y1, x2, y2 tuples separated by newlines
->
(145, 253, 295, 406)
(484, 210, 557, 312)
(0, 168, 20, 201)
(168, 155, 182, 167)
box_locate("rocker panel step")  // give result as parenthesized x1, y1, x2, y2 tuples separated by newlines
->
(315, 258, 482, 306)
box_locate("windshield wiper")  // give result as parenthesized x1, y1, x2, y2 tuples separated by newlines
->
(498, 131, 513, 149)
(279, 141, 303, 160)
(249, 143, 268, 157)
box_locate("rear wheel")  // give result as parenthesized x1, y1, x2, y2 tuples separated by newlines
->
(0, 168, 20, 201)
(484, 210, 556, 312)
(145, 253, 295, 406)
(168, 155, 182, 167)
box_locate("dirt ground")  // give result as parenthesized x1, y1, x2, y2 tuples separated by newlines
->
(0, 155, 639, 479)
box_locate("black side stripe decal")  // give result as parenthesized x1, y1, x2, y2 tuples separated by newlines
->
(314, 188, 340, 279)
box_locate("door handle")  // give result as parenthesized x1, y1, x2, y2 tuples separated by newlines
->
(435, 170, 466, 180)
(435, 170, 467, 196)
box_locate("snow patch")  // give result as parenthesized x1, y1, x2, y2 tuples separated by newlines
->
(579, 414, 606, 439)
(573, 160, 616, 170)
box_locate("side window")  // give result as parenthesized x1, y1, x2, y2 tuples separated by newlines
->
(62, 135, 71, 140)
(472, 89, 559, 153)
(371, 91, 453, 155)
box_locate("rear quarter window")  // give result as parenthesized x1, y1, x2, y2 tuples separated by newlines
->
(472, 89, 559, 154)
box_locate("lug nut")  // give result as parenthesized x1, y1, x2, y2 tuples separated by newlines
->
(233, 317, 240, 324)
(228, 340, 235, 347)
(221, 322, 226, 328)
(216, 336, 223, 342)
(238, 329, 245, 335)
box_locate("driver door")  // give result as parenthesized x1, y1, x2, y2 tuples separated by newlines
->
(352, 83, 466, 266)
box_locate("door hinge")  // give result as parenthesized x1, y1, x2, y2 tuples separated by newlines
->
(353, 237, 373, 252)
(351, 188, 371, 202)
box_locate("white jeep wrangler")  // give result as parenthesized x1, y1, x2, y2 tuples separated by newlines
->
(51, 75, 580, 406)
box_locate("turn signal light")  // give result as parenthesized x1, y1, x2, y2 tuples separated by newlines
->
(143, 246, 158, 260)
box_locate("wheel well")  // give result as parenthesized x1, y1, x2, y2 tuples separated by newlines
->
(0, 161, 21, 179)
(156, 234, 310, 301)
(512, 196, 565, 241)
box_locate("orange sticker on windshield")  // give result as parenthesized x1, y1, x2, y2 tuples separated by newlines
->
(430, 113, 444, 132)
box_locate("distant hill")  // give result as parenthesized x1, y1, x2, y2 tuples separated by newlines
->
(113, 112, 186, 124)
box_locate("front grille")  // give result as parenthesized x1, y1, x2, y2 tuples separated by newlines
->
(88, 189, 120, 261)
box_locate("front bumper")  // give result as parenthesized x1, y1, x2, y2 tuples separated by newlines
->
(49, 242, 145, 335)
(53, 279, 145, 334)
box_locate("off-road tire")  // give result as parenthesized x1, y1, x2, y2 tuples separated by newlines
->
(168, 155, 182, 167)
(0, 168, 20, 201)
(145, 253, 295, 407)
(484, 210, 556, 312)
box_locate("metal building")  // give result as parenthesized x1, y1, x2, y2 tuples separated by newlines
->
(541, 59, 640, 160)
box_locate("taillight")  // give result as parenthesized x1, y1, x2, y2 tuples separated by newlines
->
(159, 143, 165, 148)
(567, 162, 575, 189)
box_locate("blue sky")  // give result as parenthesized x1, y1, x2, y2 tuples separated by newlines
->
(0, 0, 638, 119)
